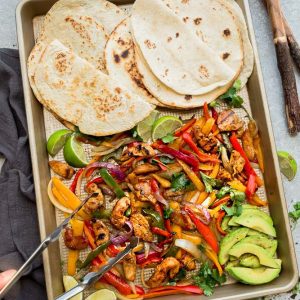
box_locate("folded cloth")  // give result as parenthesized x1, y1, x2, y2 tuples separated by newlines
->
(0, 49, 46, 300)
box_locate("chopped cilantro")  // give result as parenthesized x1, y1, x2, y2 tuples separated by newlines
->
(289, 201, 300, 222)
(159, 156, 175, 164)
(163, 208, 174, 219)
(162, 133, 176, 144)
(220, 80, 244, 108)
(168, 268, 187, 285)
(200, 172, 223, 193)
(193, 262, 226, 296)
(171, 172, 194, 191)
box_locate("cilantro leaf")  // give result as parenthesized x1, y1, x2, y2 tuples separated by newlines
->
(289, 201, 300, 222)
(171, 172, 194, 191)
(193, 262, 226, 296)
(159, 156, 175, 164)
(163, 208, 173, 219)
(209, 100, 220, 108)
(200, 172, 223, 193)
(169, 268, 187, 284)
(220, 80, 244, 108)
(162, 133, 176, 144)
(216, 186, 231, 199)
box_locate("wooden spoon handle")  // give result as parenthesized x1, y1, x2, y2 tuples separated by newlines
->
(265, 0, 300, 135)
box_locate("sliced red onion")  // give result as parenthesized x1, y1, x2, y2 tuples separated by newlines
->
(110, 221, 133, 245)
(85, 162, 126, 181)
(150, 243, 163, 253)
(153, 191, 169, 208)
(144, 242, 151, 259)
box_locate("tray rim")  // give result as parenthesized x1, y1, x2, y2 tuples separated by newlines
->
(15, 0, 299, 299)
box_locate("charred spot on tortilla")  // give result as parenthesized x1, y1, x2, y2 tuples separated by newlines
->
(199, 65, 209, 78)
(144, 39, 156, 49)
(223, 28, 231, 37)
(222, 52, 230, 60)
(167, 36, 173, 42)
(184, 95, 192, 101)
(181, 0, 189, 4)
(194, 18, 202, 25)
(121, 49, 130, 59)
(183, 16, 189, 23)
(117, 37, 126, 46)
(55, 52, 68, 73)
(175, 32, 180, 38)
(114, 53, 120, 63)
(115, 87, 122, 94)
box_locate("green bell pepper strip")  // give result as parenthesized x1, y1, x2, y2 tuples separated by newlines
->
(78, 240, 111, 269)
(99, 168, 125, 198)
(142, 208, 164, 229)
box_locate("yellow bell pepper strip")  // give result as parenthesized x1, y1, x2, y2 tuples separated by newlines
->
(210, 163, 220, 178)
(52, 178, 89, 219)
(201, 118, 216, 135)
(52, 186, 69, 209)
(184, 190, 198, 202)
(151, 174, 171, 188)
(196, 191, 209, 204)
(249, 194, 268, 207)
(184, 206, 219, 253)
(169, 201, 180, 211)
(177, 159, 205, 191)
(174, 118, 196, 137)
(201, 244, 223, 275)
(194, 116, 206, 130)
(228, 180, 246, 192)
(199, 163, 214, 171)
(71, 219, 84, 235)
(182, 132, 220, 163)
(253, 136, 264, 173)
(181, 232, 201, 245)
(171, 224, 182, 239)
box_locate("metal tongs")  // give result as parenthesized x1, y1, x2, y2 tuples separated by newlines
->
(0, 192, 98, 299)
(56, 237, 139, 300)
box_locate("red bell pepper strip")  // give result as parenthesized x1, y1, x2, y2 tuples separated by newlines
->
(184, 206, 219, 253)
(245, 174, 257, 198)
(69, 168, 84, 193)
(216, 211, 227, 236)
(151, 227, 172, 238)
(182, 132, 220, 163)
(174, 118, 196, 137)
(211, 107, 218, 121)
(86, 177, 104, 189)
(136, 252, 161, 265)
(210, 195, 231, 209)
(153, 143, 199, 171)
(140, 257, 163, 268)
(164, 219, 172, 233)
(135, 286, 145, 295)
(106, 244, 120, 257)
(203, 102, 210, 120)
(101, 271, 132, 295)
(149, 285, 203, 295)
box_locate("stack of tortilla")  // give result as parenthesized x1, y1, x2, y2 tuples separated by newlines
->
(27, 0, 254, 136)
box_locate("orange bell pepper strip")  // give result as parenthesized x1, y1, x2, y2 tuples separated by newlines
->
(177, 159, 205, 191)
(253, 136, 264, 173)
(184, 206, 219, 253)
(203, 245, 223, 275)
(210, 163, 220, 178)
(174, 118, 196, 137)
(210, 195, 231, 209)
(216, 211, 227, 236)
(248, 194, 268, 207)
(201, 118, 216, 135)
(203, 102, 210, 120)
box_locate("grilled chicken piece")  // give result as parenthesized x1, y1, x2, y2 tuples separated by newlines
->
(130, 213, 153, 242)
(217, 110, 244, 132)
(134, 181, 157, 204)
(63, 227, 88, 250)
(49, 160, 75, 179)
(217, 166, 232, 181)
(133, 163, 160, 175)
(193, 128, 219, 153)
(170, 210, 195, 230)
(123, 251, 137, 281)
(229, 150, 245, 176)
(110, 197, 130, 229)
(241, 129, 256, 161)
(121, 143, 156, 161)
(84, 183, 104, 214)
(164, 189, 185, 202)
(92, 219, 110, 246)
(181, 253, 196, 271)
(146, 257, 180, 288)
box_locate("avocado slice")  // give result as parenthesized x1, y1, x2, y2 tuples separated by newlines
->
(219, 228, 249, 265)
(240, 254, 261, 268)
(227, 267, 281, 285)
(229, 208, 273, 226)
(246, 229, 269, 238)
(233, 214, 276, 237)
(229, 242, 281, 269)
(221, 215, 231, 231)
(242, 236, 277, 257)
(225, 260, 240, 270)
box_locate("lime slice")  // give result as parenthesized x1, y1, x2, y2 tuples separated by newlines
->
(86, 289, 116, 300)
(136, 110, 160, 141)
(63, 276, 82, 300)
(152, 115, 182, 141)
(63, 134, 89, 168)
(277, 151, 297, 181)
(47, 129, 72, 157)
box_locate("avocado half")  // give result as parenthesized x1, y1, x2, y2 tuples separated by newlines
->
(227, 267, 281, 285)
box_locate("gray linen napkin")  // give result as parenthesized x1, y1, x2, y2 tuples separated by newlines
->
(0, 49, 46, 300)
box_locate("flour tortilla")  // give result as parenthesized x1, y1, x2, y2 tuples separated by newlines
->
(131, 0, 239, 96)
(32, 40, 153, 136)
(39, 0, 126, 72)
(134, 45, 236, 109)
(105, 18, 165, 107)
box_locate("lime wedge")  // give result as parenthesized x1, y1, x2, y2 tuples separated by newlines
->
(152, 115, 182, 141)
(47, 129, 72, 157)
(136, 110, 160, 141)
(86, 289, 116, 300)
(63, 276, 82, 300)
(63, 134, 89, 168)
(277, 151, 297, 181)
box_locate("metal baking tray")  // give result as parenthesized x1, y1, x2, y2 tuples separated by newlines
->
(16, 0, 298, 299)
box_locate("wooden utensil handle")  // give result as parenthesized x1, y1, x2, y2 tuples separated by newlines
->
(265, 0, 300, 135)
